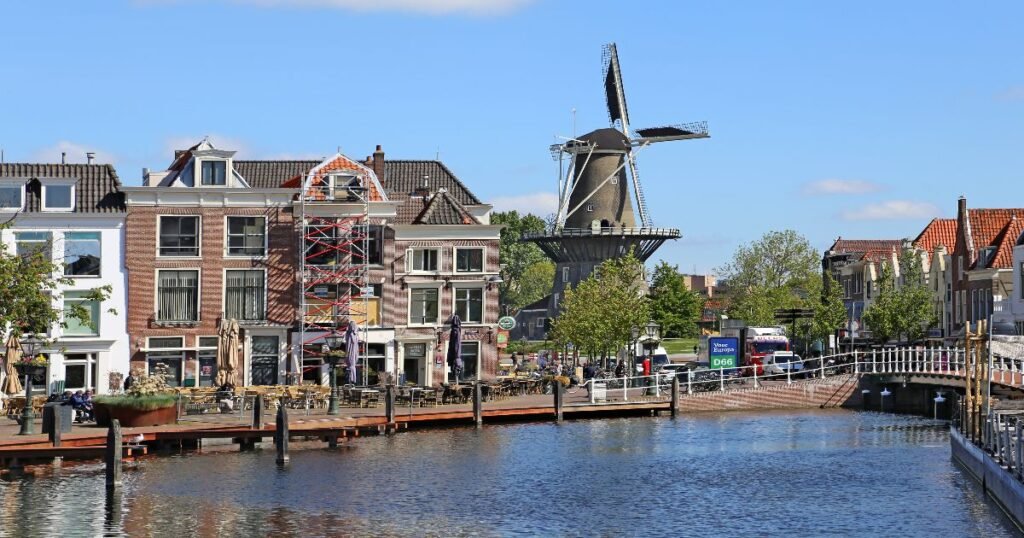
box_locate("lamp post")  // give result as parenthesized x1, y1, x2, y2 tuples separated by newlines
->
(630, 326, 640, 385)
(324, 335, 345, 416)
(18, 339, 40, 435)
(644, 320, 661, 392)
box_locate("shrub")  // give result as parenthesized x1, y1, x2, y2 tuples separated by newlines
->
(94, 394, 176, 411)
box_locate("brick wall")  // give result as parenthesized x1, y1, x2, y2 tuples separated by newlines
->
(677, 377, 861, 413)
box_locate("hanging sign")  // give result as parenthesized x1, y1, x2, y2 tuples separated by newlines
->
(498, 316, 517, 331)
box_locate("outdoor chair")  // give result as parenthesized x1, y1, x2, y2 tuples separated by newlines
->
(421, 388, 438, 407)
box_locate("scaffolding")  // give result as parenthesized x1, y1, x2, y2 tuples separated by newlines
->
(297, 166, 372, 386)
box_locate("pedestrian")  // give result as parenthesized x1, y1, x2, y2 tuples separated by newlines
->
(693, 344, 698, 354)
(123, 371, 135, 392)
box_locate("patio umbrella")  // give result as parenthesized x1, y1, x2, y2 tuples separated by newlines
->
(216, 319, 240, 386)
(344, 320, 359, 384)
(2, 334, 23, 395)
(446, 314, 463, 383)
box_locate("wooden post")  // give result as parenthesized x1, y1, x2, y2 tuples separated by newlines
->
(473, 382, 483, 426)
(671, 375, 679, 418)
(275, 405, 289, 465)
(105, 419, 122, 490)
(554, 379, 563, 422)
(50, 405, 63, 448)
(253, 393, 265, 430)
(385, 385, 396, 425)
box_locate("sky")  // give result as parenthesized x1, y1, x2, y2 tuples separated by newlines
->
(2, 1, 1023, 274)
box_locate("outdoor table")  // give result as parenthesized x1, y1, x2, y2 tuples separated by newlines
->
(355, 389, 380, 408)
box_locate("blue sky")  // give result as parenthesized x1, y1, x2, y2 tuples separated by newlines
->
(2, 1, 1023, 273)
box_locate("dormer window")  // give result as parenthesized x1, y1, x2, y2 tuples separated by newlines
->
(0, 180, 25, 212)
(41, 180, 75, 212)
(201, 160, 226, 186)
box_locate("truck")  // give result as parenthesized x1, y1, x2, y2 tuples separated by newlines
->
(716, 325, 790, 376)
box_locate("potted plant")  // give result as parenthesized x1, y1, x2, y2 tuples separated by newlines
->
(14, 354, 48, 378)
(94, 366, 178, 427)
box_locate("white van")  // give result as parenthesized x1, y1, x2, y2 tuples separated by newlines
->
(634, 345, 670, 372)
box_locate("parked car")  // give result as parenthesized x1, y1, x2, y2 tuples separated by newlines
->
(763, 351, 804, 377)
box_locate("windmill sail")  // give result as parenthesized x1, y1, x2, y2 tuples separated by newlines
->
(603, 43, 630, 131)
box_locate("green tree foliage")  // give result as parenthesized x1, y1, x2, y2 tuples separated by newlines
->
(0, 228, 113, 341)
(549, 252, 650, 362)
(717, 230, 821, 326)
(649, 261, 704, 338)
(516, 260, 555, 309)
(811, 272, 848, 344)
(491, 211, 549, 312)
(862, 251, 936, 343)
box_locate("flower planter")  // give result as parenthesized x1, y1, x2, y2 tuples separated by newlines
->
(94, 402, 177, 428)
(13, 364, 47, 378)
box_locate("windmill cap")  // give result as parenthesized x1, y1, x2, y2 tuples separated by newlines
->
(570, 128, 630, 151)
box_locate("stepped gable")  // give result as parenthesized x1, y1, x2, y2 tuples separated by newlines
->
(0, 162, 124, 213)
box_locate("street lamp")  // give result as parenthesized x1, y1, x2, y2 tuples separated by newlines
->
(324, 334, 345, 415)
(18, 339, 40, 435)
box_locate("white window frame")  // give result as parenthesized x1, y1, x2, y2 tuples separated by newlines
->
(407, 285, 442, 326)
(63, 230, 102, 278)
(63, 353, 98, 392)
(453, 246, 485, 274)
(451, 285, 485, 324)
(562, 266, 570, 283)
(0, 179, 26, 212)
(406, 248, 441, 274)
(224, 215, 268, 258)
(536, 317, 547, 329)
(40, 179, 76, 212)
(63, 290, 101, 337)
(146, 336, 186, 386)
(155, 268, 201, 322)
(222, 268, 268, 322)
(586, 203, 594, 212)
(199, 159, 228, 187)
(157, 215, 202, 258)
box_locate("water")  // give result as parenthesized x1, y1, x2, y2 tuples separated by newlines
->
(0, 409, 1019, 537)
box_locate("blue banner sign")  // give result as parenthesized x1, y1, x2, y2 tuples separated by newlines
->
(709, 337, 739, 370)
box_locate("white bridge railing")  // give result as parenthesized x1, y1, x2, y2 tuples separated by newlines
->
(575, 346, 1024, 404)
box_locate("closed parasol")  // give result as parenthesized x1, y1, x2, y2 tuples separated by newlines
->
(216, 319, 240, 386)
(344, 320, 359, 385)
(446, 314, 463, 383)
(2, 334, 23, 395)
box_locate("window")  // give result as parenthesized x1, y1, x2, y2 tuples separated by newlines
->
(147, 337, 184, 387)
(358, 225, 383, 265)
(866, 281, 872, 300)
(455, 248, 484, 273)
(536, 317, 547, 329)
(197, 337, 219, 387)
(15, 231, 51, 261)
(42, 184, 73, 211)
(225, 270, 266, 321)
(201, 160, 226, 186)
(958, 257, 964, 280)
(226, 216, 266, 257)
(408, 248, 439, 272)
(409, 287, 439, 325)
(64, 291, 100, 336)
(1021, 263, 1024, 300)
(351, 284, 382, 327)
(64, 231, 101, 276)
(159, 216, 199, 256)
(157, 270, 199, 321)
(250, 335, 279, 386)
(458, 341, 480, 382)
(0, 183, 24, 211)
(454, 288, 483, 323)
(586, 203, 594, 212)
(64, 353, 97, 392)
(562, 267, 570, 283)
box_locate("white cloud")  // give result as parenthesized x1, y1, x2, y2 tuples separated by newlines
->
(489, 192, 559, 215)
(141, 0, 534, 15)
(841, 200, 941, 221)
(29, 141, 116, 165)
(802, 179, 883, 196)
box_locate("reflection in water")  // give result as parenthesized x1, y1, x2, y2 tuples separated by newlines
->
(0, 409, 1019, 537)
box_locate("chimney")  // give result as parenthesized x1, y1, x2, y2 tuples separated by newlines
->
(61, 152, 67, 165)
(957, 196, 967, 220)
(86, 152, 95, 164)
(142, 167, 150, 186)
(372, 144, 385, 182)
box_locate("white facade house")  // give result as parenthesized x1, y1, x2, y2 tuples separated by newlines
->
(1012, 233, 1024, 335)
(0, 163, 129, 395)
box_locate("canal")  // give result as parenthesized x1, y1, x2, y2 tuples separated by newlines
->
(0, 409, 1019, 537)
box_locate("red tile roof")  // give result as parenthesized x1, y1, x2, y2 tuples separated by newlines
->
(912, 218, 958, 260)
(860, 249, 896, 264)
(966, 209, 1024, 269)
(988, 215, 1024, 269)
(828, 238, 902, 255)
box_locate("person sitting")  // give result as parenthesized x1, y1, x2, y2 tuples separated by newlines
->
(69, 390, 93, 422)
(217, 382, 236, 413)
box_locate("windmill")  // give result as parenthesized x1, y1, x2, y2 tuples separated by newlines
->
(518, 42, 709, 333)
(551, 42, 709, 231)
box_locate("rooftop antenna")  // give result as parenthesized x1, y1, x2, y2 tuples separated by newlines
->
(1, 149, 4, 164)
(436, 147, 440, 161)
(571, 107, 576, 139)
(337, 146, 342, 154)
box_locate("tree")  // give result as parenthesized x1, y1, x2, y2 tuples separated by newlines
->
(516, 260, 555, 309)
(811, 272, 848, 346)
(649, 261, 703, 338)
(862, 251, 936, 344)
(549, 252, 650, 364)
(491, 211, 549, 312)
(0, 228, 112, 343)
(716, 230, 821, 326)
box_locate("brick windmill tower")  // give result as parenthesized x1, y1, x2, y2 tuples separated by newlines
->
(521, 43, 709, 331)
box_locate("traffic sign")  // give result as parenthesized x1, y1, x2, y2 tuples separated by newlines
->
(497, 316, 517, 331)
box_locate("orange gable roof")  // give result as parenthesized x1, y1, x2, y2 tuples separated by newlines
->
(280, 154, 387, 202)
(988, 216, 1023, 269)
(966, 209, 1024, 269)
(913, 218, 958, 259)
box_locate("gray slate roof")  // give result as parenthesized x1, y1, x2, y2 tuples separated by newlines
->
(0, 163, 125, 213)
(233, 160, 320, 189)
(384, 160, 481, 205)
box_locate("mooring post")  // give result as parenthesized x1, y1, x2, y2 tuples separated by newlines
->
(50, 405, 63, 448)
(276, 405, 289, 465)
(473, 382, 483, 426)
(385, 384, 396, 425)
(671, 375, 679, 418)
(105, 419, 122, 491)
(253, 393, 265, 430)
(554, 380, 563, 422)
